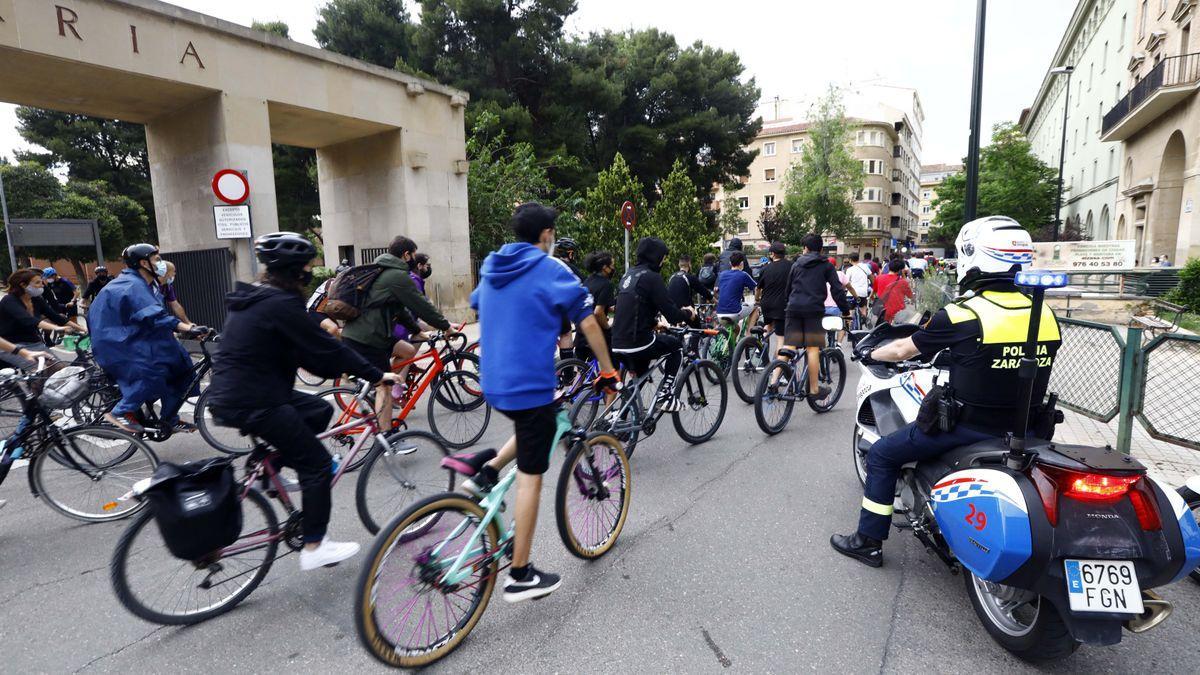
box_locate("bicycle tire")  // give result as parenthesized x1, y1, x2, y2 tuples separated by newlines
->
(554, 357, 590, 405)
(427, 369, 491, 449)
(672, 360, 728, 444)
(313, 386, 377, 472)
(754, 360, 797, 435)
(730, 336, 766, 404)
(600, 384, 643, 458)
(806, 348, 847, 413)
(355, 430, 455, 534)
(438, 351, 483, 401)
(194, 389, 256, 455)
(555, 432, 631, 559)
(110, 487, 278, 625)
(355, 493, 501, 668)
(567, 384, 603, 431)
(32, 426, 159, 522)
(296, 368, 327, 387)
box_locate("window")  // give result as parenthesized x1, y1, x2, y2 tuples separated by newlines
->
(1120, 14, 1127, 50)
(921, 204, 931, 215)
(921, 220, 931, 228)
(855, 187, 882, 202)
(1073, 129, 1078, 153)
(862, 159, 883, 175)
(1108, 147, 1116, 175)
(1102, 43, 1108, 71)
(859, 215, 883, 229)
(738, 220, 749, 235)
(737, 196, 749, 210)
(764, 194, 775, 208)
(855, 130, 883, 146)
(1161, 0, 1168, 15)
(1116, 82, 1122, 101)
(791, 138, 803, 153)
(763, 142, 776, 156)
(1140, 1, 1148, 39)
(1092, 159, 1098, 185)
(921, 190, 932, 200)
(1099, 100, 1104, 122)
(1088, 63, 1094, 90)
(1084, 117, 1089, 143)
(764, 168, 776, 182)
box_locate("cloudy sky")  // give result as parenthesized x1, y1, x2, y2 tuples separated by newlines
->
(0, 0, 1076, 166)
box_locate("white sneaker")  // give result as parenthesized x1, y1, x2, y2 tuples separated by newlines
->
(299, 538, 360, 570)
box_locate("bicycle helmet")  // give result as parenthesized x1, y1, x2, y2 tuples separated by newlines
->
(122, 243, 159, 269)
(555, 237, 578, 255)
(254, 231, 316, 269)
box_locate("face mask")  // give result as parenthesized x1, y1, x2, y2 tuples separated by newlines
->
(153, 260, 168, 277)
(419, 266, 432, 279)
(547, 241, 557, 258)
(26, 285, 44, 298)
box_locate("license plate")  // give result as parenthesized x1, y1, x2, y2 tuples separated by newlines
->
(1064, 559, 1144, 614)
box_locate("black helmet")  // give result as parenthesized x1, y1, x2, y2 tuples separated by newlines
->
(556, 237, 578, 254)
(122, 243, 159, 269)
(255, 231, 316, 269)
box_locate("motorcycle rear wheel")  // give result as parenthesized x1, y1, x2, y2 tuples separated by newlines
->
(962, 571, 1079, 662)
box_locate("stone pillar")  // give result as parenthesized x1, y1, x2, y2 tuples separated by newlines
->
(317, 129, 472, 321)
(144, 93, 278, 281)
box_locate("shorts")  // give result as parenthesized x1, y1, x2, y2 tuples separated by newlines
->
(498, 403, 558, 475)
(344, 337, 393, 372)
(716, 303, 752, 323)
(784, 315, 826, 348)
(911, 268, 925, 279)
(763, 316, 786, 337)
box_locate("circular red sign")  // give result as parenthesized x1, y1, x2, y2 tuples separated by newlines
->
(212, 169, 250, 205)
(620, 201, 637, 231)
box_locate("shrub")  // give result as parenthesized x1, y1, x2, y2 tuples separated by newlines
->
(1167, 257, 1200, 312)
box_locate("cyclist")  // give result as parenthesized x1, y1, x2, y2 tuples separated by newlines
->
(160, 261, 191, 323)
(667, 254, 713, 309)
(717, 237, 743, 273)
(305, 277, 340, 337)
(42, 268, 79, 320)
(208, 232, 401, 571)
(756, 242, 792, 357)
(80, 266, 111, 315)
(0, 269, 85, 369)
(715, 251, 758, 327)
(0, 333, 54, 512)
(444, 203, 619, 602)
(611, 236, 694, 412)
(88, 244, 203, 435)
(697, 252, 719, 295)
(844, 253, 871, 325)
(781, 234, 850, 398)
(553, 237, 585, 361)
(575, 251, 617, 366)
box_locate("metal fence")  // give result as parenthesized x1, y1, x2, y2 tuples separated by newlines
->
(1063, 269, 1180, 297)
(160, 247, 234, 331)
(1050, 318, 1200, 452)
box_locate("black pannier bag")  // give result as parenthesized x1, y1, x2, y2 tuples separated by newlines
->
(145, 457, 243, 561)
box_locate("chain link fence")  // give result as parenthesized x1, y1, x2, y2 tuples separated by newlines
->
(1048, 319, 1124, 422)
(1138, 334, 1200, 450)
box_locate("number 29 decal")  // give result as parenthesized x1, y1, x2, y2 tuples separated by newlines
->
(965, 502, 987, 531)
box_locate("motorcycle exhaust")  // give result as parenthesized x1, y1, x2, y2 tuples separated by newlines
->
(1125, 590, 1173, 634)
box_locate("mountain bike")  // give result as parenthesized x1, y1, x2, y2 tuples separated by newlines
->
(753, 316, 847, 434)
(706, 309, 757, 375)
(0, 366, 158, 522)
(354, 409, 630, 668)
(109, 382, 455, 626)
(730, 323, 772, 404)
(570, 327, 726, 455)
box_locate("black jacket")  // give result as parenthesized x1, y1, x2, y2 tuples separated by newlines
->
(717, 238, 743, 273)
(757, 258, 793, 318)
(785, 253, 850, 318)
(666, 270, 712, 308)
(208, 283, 384, 409)
(611, 238, 690, 350)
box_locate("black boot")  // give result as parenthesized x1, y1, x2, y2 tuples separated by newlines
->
(830, 532, 883, 568)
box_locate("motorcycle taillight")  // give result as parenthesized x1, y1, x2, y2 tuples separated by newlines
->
(1029, 464, 1161, 531)
(1128, 479, 1163, 531)
(1029, 465, 1059, 526)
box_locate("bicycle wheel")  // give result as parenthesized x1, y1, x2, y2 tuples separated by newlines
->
(297, 368, 327, 387)
(555, 432, 631, 559)
(730, 335, 767, 404)
(313, 387, 377, 472)
(110, 487, 279, 625)
(427, 370, 490, 449)
(754, 360, 797, 435)
(355, 494, 502, 668)
(672, 360, 728, 444)
(709, 330, 732, 375)
(807, 348, 847, 413)
(554, 358, 590, 404)
(598, 383, 643, 458)
(0, 386, 25, 439)
(439, 351, 483, 401)
(355, 430, 456, 534)
(194, 389, 256, 455)
(32, 426, 158, 522)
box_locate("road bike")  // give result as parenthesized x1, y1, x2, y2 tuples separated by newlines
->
(354, 409, 630, 668)
(109, 382, 456, 626)
(752, 315, 847, 434)
(570, 327, 726, 455)
(0, 366, 158, 522)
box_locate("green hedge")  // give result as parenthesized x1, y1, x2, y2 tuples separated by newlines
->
(1167, 257, 1200, 313)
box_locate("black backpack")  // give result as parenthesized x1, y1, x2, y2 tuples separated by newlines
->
(697, 264, 716, 286)
(323, 264, 385, 321)
(146, 457, 242, 561)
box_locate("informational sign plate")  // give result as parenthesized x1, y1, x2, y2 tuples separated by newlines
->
(1032, 240, 1135, 271)
(213, 205, 252, 239)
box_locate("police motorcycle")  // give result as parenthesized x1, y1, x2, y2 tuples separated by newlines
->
(848, 270, 1200, 661)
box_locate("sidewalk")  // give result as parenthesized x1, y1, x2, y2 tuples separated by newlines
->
(1057, 409, 1200, 488)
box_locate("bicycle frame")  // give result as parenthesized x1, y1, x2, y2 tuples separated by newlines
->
(340, 335, 459, 429)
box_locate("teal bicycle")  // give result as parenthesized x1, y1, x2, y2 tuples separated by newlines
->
(354, 410, 630, 668)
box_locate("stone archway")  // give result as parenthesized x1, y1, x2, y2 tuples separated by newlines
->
(1099, 205, 1111, 240)
(1150, 130, 1186, 263)
(1117, 213, 1127, 239)
(1084, 211, 1094, 240)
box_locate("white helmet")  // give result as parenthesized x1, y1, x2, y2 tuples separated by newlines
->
(955, 216, 1034, 282)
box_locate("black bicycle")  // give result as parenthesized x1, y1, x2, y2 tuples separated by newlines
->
(752, 316, 847, 434)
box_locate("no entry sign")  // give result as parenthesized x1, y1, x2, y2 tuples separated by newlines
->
(620, 201, 637, 231)
(212, 169, 250, 205)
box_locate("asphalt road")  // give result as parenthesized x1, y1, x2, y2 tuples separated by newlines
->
(3, 363, 1200, 673)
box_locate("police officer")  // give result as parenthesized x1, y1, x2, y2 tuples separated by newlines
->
(830, 216, 1062, 567)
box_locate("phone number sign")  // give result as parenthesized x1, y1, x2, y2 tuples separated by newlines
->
(1032, 240, 1135, 271)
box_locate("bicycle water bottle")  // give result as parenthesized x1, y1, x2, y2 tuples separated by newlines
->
(331, 453, 342, 475)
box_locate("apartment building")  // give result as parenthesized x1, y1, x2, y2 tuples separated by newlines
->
(1023, 0, 1126, 242)
(918, 163, 963, 247)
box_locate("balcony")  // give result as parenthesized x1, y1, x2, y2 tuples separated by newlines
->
(1102, 52, 1200, 141)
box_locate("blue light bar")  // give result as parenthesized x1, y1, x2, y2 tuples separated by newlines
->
(1015, 269, 1069, 288)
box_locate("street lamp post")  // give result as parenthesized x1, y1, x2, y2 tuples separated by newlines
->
(964, 0, 987, 222)
(1050, 65, 1074, 242)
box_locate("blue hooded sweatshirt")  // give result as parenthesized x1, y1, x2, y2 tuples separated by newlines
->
(471, 242, 593, 411)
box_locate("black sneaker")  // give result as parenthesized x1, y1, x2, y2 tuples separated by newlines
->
(811, 384, 832, 400)
(502, 565, 562, 603)
(830, 532, 883, 568)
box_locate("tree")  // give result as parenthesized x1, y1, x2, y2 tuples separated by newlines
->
(930, 122, 1059, 246)
(314, 0, 415, 69)
(643, 160, 711, 268)
(757, 207, 797, 245)
(571, 153, 646, 271)
(716, 192, 747, 241)
(778, 86, 864, 242)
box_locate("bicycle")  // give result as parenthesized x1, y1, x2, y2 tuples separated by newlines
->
(570, 327, 726, 455)
(706, 309, 757, 375)
(730, 322, 772, 404)
(354, 409, 631, 668)
(753, 316, 847, 434)
(109, 383, 456, 626)
(0, 365, 158, 522)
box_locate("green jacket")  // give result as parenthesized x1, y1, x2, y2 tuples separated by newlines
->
(341, 253, 451, 349)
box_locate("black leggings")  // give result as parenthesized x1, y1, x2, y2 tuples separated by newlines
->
(212, 391, 334, 543)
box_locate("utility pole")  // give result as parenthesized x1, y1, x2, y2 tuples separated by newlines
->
(1050, 66, 1075, 242)
(964, 0, 987, 222)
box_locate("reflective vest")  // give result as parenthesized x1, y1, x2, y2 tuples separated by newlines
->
(943, 290, 1062, 409)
